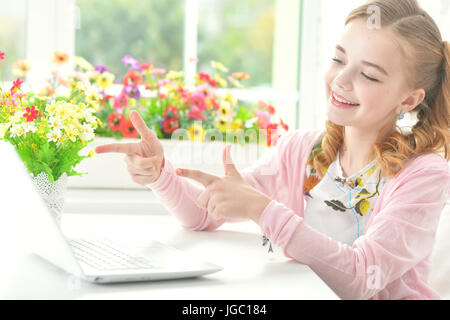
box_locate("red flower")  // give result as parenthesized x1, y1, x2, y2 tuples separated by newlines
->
(10, 78, 24, 93)
(280, 118, 289, 131)
(258, 100, 276, 114)
(211, 98, 220, 110)
(23, 105, 39, 122)
(101, 94, 114, 107)
(164, 105, 179, 119)
(178, 87, 189, 100)
(0, 50, 5, 60)
(162, 118, 180, 134)
(123, 70, 143, 86)
(121, 120, 138, 138)
(139, 62, 152, 72)
(266, 123, 280, 147)
(198, 72, 218, 87)
(107, 113, 125, 131)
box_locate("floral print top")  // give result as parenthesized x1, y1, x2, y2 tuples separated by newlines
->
(303, 135, 387, 245)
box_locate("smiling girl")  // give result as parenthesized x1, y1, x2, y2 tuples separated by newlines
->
(96, 0, 450, 300)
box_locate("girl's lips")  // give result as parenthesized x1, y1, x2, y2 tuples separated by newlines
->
(332, 91, 359, 105)
(330, 93, 360, 109)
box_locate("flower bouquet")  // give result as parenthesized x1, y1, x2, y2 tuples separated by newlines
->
(72, 54, 289, 147)
(0, 50, 100, 223)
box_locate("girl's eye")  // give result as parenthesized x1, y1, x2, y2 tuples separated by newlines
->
(332, 58, 379, 82)
(332, 58, 343, 64)
(362, 73, 379, 82)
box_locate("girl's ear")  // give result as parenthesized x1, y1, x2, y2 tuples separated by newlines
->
(400, 88, 426, 113)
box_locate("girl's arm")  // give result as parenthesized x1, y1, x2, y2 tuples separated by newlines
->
(146, 130, 300, 231)
(258, 163, 450, 299)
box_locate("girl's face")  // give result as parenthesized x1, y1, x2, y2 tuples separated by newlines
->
(324, 18, 418, 131)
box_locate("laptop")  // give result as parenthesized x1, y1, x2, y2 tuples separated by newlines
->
(0, 140, 223, 283)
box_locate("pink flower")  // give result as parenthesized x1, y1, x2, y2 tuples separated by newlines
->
(0, 50, 5, 60)
(113, 91, 128, 111)
(188, 108, 206, 121)
(152, 68, 166, 76)
(254, 109, 271, 129)
(188, 92, 206, 111)
(188, 93, 207, 121)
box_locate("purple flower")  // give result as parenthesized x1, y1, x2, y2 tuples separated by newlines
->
(122, 55, 139, 69)
(95, 65, 108, 73)
(124, 84, 141, 99)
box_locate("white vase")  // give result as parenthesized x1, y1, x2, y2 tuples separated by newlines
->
(31, 172, 68, 226)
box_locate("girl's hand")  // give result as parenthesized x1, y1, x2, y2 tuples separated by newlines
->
(176, 144, 272, 224)
(94, 110, 165, 186)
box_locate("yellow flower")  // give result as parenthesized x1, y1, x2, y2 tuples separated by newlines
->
(74, 56, 94, 71)
(215, 116, 232, 133)
(211, 61, 229, 73)
(230, 119, 244, 131)
(96, 72, 115, 89)
(129, 98, 137, 108)
(88, 149, 96, 158)
(214, 74, 228, 88)
(167, 70, 184, 80)
(224, 92, 237, 106)
(188, 123, 206, 142)
(65, 125, 79, 142)
(219, 101, 232, 117)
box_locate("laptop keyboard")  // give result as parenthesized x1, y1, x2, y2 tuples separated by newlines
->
(69, 239, 165, 271)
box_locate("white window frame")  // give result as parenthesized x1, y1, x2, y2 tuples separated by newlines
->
(20, 0, 303, 130)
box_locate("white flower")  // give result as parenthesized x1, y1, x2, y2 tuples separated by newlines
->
(47, 128, 62, 143)
(9, 124, 25, 138)
(21, 122, 37, 134)
(48, 116, 64, 129)
(79, 124, 95, 141)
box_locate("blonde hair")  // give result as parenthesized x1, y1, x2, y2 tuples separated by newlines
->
(312, 0, 450, 180)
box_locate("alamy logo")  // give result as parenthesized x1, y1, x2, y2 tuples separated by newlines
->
(367, 5, 381, 30)
(366, 265, 382, 290)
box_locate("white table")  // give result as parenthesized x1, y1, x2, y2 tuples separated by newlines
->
(0, 207, 338, 300)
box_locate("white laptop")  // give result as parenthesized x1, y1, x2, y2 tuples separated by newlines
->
(0, 140, 223, 283)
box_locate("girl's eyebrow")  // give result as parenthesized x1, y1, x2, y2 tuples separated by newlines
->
(336, 45, 389, 77)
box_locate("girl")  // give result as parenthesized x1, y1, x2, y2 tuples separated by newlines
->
(96, 0, 450, 300)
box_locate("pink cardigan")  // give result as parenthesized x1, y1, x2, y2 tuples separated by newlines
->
(146, 129, 450, 300)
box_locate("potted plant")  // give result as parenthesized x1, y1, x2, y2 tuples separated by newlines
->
(0, 50, 99, 224)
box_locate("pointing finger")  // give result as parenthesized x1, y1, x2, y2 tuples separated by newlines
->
(222, 144, 240, 177)
(130, 110, 157, 141)
(176, 168, 218, 187)
(95, 142, 139, 155)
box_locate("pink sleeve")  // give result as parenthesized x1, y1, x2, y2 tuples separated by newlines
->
(239, 130, 298, 199)
(258, 165, 450, 300)
(146, 131, 299, 231)
(146, 158, 226, 231)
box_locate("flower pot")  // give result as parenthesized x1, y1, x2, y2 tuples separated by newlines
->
(67, 137, 269, 190)
(31, 171, 68, 226)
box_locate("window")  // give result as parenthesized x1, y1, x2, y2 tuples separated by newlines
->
(76, 0, 185, 81)
(0, 0, 27, 81)
(197, 0, 275, 89)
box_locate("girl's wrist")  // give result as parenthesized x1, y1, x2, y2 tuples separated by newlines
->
(250, 195, 272, 225)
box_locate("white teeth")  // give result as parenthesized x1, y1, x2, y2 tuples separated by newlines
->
(333, 93, 359, 105)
